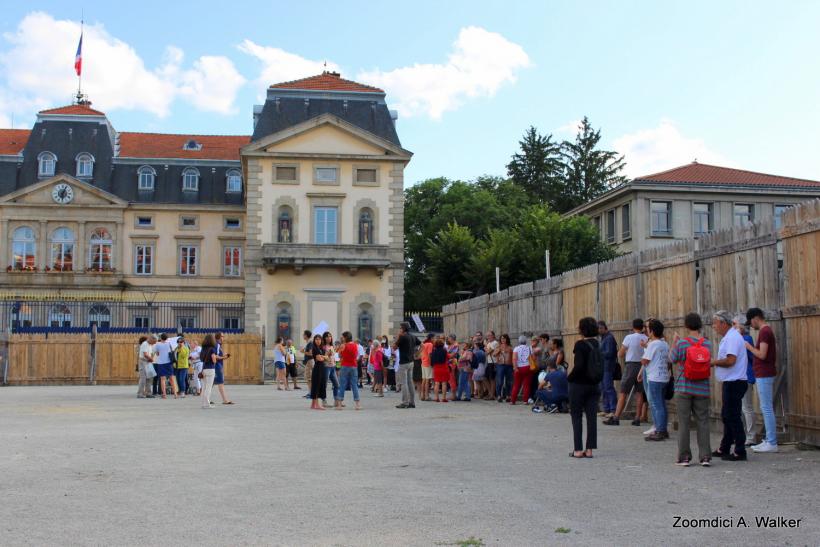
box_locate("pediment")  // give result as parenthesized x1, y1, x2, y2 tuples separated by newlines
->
(0, 174, 128, 207)
(243, 113, 412, 159)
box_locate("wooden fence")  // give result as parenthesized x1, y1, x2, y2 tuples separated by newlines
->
(443, 199, 820, 445)
(1, 333, 263, 385)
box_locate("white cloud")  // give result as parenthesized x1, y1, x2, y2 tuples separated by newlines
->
(613, 119, 733, 178)
(238, 39, 337, 99)
(357, 26, 531, 120)
(555, 119, 582, 136)
(0, 12, 244, 122)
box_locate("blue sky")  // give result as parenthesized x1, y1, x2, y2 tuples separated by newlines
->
(2, 1, 819, 184)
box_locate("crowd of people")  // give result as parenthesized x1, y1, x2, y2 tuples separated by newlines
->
(136, 331, 235, 408)
(134, 306, 779, 466)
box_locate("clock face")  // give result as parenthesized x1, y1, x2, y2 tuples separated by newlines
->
(52, 183, 74, 204)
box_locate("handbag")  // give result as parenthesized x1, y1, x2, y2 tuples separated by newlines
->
(613, 362, 622, 381)
(144, 363, 157, 379)
(663, 376, 675, 400)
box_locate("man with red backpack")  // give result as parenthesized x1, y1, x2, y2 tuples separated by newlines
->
(670, 312, 714, 467)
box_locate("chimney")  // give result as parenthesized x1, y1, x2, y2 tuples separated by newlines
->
(253, 104, 263, 129)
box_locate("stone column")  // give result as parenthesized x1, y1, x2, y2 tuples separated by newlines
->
(115, 220, 124, 273)
(38, 220, 48, 270)
(0, 219, 8, 267)
(76, 221, 86, 271)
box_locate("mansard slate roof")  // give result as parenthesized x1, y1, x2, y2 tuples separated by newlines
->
(253, 71, 400, 146)
(636, 162, 820, 189)
(0, 105, 246, 205)
(270, 72, 384, 93)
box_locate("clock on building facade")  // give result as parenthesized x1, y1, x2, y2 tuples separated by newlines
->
(51, 183, 74, 204)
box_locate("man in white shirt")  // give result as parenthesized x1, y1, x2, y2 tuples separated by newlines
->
(711, 310, 749, 461)
(604, 319, 648, 426)
(137, 335, 157, 398)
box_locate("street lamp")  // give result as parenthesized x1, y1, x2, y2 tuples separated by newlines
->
(141, 290, 157, 332)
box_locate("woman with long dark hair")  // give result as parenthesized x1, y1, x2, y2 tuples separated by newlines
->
(568, 317, 602, 458)
(200, 334, 217, 409)
(309, 334, 327, 410)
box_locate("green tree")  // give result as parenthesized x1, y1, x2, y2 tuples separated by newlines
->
(559, 116, 627, 212)
(506, 126, 564, 205)
(424, 222, 479, 305)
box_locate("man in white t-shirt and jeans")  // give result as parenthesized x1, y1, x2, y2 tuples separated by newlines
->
(604, 318, 647, 426)
(711, 310, 749, 461)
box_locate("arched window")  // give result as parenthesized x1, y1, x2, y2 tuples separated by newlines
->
(12, 227, 36, 270)
(88, 305, 111, 328)
(49, 304, 72, 328)
(358, 209, 374, 245)
(50, 227, 75, 271)
(277, 207, 293, 243)
(38, 151, 56, 177)
(226, 169, 242, 193)
(182, 168, 199, 191)
(88, 228, 113, 271)
(76, 153, 94, 178)
(357, 307, 373, 342)
(276, 303, 292, 340)
(138, 166, 156, 191)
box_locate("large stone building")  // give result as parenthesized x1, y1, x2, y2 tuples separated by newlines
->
(565, 162, 820, 253)
(0, 71, 409, 338)
(242, 72, 411, 342)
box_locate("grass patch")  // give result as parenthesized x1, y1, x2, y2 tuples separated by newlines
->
(555, 527, 572, 534)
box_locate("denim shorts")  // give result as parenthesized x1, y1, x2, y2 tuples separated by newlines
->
(274, 361, 286, 370)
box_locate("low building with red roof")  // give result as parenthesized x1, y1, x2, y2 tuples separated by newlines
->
(565, 161, 820, 253)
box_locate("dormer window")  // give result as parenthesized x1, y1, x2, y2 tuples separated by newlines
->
(226, 169, 242, 193)
(38, 151, 56, 178)
(182, 167, 199, 191)
(76, 153, 94, 179)
(138, 166, 156, 191)
(183, 139, 202, 151)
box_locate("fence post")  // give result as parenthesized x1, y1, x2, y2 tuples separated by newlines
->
(89, 323, 97, 385)
(259, 324, 266, 385)
(1, 335, 8, 385)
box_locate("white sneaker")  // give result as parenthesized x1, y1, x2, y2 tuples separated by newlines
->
(643, 426, 656, 435)
(752, 441, 779, 453)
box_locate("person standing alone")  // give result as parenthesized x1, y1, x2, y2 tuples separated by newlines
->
(395, 322, 417, 409)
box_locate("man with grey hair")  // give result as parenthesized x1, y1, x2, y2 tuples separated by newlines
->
(710, 310, 749, 461)
(395, 322, 418, 409)
(137, 334, 157, 398)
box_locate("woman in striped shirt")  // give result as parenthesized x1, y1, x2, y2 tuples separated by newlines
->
(670, 312, 713, 467)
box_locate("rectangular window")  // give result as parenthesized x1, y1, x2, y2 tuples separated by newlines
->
(693, 202, 713, 236)
(774, 204, 789, 230)
(77, 161, 92, 178)
(275, 166, 297, 182)
(177, 316, 196, 330)
(355, 168, 377, 183)
(179, 246, 198, 276)
(651, 201, 672, 236)
(135, 245, 153, 275)
(734, 203, 754, 226)
(223, 246, 241, 277)
(224, 218, 241, 230)
(136, 216, 153, 227)
(138, 170, 154, 191)
(314, 167, 337, 183)
(134, 316, 150, 329)
(226, 173, 242, 193)
(223, 316, 241, 330)
(621, 204, 631, 240)
(606, 209, 616, 243)
(181, 216, 197, 228)
(314, 207, 338, 244)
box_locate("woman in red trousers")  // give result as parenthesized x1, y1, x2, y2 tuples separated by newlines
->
(510, 335, 534, 404)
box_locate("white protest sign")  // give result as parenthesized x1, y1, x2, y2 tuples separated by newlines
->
(312, 320, 330, 336)
(411, 313, 425, 332)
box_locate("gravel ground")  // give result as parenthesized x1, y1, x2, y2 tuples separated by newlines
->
(0, 385, 818, 546)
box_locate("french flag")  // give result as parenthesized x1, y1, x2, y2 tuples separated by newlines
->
(74, 31, 82, 76)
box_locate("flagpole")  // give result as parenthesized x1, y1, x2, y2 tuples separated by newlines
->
(77, 16, 83, 102)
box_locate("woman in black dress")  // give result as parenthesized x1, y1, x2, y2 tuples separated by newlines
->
(309, 334, 327, 410)
(568, 317, 602, 458)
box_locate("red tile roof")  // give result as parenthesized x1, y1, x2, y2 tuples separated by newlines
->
(39, 104, 106, 116)
(270, 71, 383, 93)
(636, 162, 820, 188)
(118, 132, 250, 160)
(0, 129, 30, 155)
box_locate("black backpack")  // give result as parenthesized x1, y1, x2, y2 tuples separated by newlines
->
(585, 340, 603, 383)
